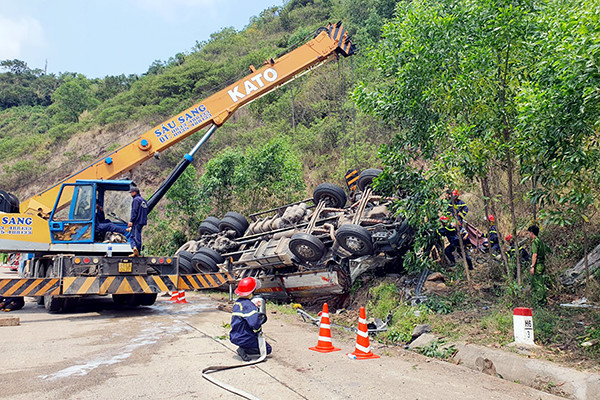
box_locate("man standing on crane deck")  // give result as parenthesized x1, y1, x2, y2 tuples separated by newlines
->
(127, 187, 148, 257)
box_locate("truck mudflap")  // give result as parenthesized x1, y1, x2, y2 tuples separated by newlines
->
(0, 272, 232, 297)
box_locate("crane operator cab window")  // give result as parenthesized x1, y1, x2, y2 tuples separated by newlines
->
(49, 184, 95, 243)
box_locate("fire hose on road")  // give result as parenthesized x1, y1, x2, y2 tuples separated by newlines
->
(201, 333, 268, 400)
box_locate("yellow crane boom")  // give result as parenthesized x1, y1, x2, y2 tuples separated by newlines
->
(21, 23, 355, 215)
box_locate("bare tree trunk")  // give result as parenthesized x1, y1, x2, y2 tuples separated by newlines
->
(480, 176, 491, 218)
(481, 175, 510, 277)
(497, 38, 521, 284)
(451, 198, 471, 285)
(290, 85, 296, 132)
(531, 179, 538, 223)
(505, 146, 521, 285)
(583, 218, 590, 298)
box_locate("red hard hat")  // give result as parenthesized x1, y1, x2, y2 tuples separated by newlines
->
(488, 214, 495, 222)
(439, 215, 450, 222)
(505, 234, 513, 242)
(451, 189, 459, 197)
(235, 277, 258, 296)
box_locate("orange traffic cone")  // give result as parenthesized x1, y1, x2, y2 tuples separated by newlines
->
(347, 307, 379, 360)
(175, 291, 189, 304)
(309, 303, 341, 353)
(169, 290, 180, 302)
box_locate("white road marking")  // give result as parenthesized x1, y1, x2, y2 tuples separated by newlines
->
(39, 301, 214, 380)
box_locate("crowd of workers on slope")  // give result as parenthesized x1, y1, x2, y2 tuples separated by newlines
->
(437, 189, 549, 306)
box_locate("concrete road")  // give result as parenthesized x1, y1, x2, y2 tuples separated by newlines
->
(0, 289, 562, 400)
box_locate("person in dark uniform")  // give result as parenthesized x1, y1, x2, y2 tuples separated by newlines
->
(230, 277, 271, 361)
(0, 296, 24, 312)
(487, 214, 500, 254)
(438, 215, 473, 270)
(505, 234, 530, 262)
(445, 189, 469, 226)
(528, 225, 549, 306)
(95, 204, 128, 239)
(127, 187, 148, 257)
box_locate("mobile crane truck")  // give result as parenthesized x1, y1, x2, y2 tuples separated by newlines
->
(0, 23, 356, 312)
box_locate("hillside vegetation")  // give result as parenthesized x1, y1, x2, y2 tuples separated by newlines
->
(1, 0, 600, 316)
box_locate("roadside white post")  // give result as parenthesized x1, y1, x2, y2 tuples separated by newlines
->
(513, 307, 535, 345)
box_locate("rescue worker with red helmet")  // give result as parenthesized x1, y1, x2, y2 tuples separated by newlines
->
(230, 277, 272, 361)
(445, 189, 469, 226)
(438, 215, 473, 270)
(487, 214, 500, 254)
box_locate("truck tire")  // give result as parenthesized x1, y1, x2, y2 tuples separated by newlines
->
(313, 183, 347, 208)
(203, 216, 221, 227)
(335, 224, 374, 256)
(289, 233, 326, 262)
(219, 216, 246, 237)
(44, 267, 64, 313)
(192, 253, 219, 273)
(62, 297, 79, 312)
(198, 222, 220, 235)
(112, 294, 141, 307)
(196, 247, 224, 264)
(44, 296, 64, 313)
(357, 168, 383, 192)
(137, 293, 157, 306)
(178, 251, 195, 274)
(223, 212, 249, 231)
(7, 192, 19, 213)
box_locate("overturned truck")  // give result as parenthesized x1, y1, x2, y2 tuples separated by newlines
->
(176, 169, 413, 304)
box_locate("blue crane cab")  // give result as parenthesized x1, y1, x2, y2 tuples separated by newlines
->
(49, 180, 132, 245)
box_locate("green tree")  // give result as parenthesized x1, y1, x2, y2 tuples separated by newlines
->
(164, 165, 202, 236)
(517, 0, 600, 293)
(48, 75, 99, 124)
(354, 0, 541, 282)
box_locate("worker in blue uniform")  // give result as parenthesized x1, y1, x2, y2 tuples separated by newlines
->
(95, 204, 128, 239)
(445, 189, 469, 226)
(230, 277, 271, 361)
(438, 215, 473, 270)
(127, 187, 148, 257)
(0, 296, 24, 311)
(487, 214, 500, 254)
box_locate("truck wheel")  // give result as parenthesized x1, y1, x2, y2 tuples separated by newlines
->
(196, 247, 224, 264)
(44, 267, 64, 313)
(192, 253, 219, 273)
(223, 212, 249, 230)
(137, 293, 157, 306)
(289, 233, 326, 262)
(198, 221, 220, 235)
(313, 183, 347, 208)
(203, 216, 221, 227)
(219, 217, 247, 237)
(112, 294, 140, 307)
(335, 224, 374, 256)
(178, 251, 195, 274)
(44, 296, 64, 313)
(357, 168, 383, 192)
(62, 297, 79, 312)
(7, 192, 19, 213)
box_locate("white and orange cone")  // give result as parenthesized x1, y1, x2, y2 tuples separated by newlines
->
(175, 291, 189, 304)
(309, 303, 341, 353)
(347, 306, 379, 360)
(169, 290, 180, 302)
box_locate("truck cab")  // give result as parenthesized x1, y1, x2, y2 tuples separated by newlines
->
(48, 180, 133, 254)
